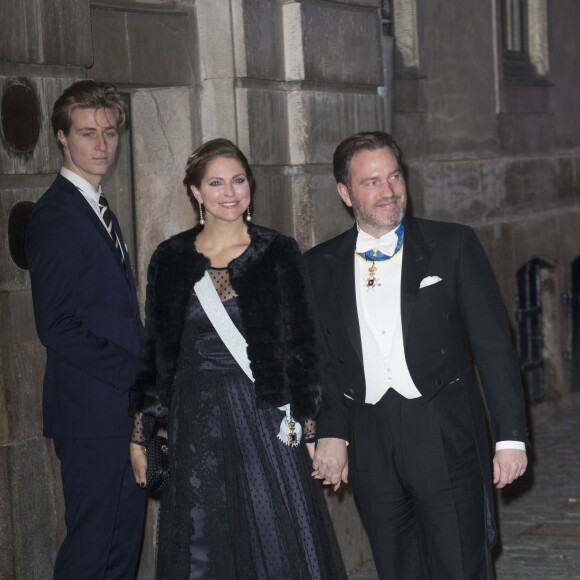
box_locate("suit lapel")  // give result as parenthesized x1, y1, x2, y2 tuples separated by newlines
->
(324, 226, 364, 364)
(111, 211, 139, 304)
(401, 217, 435, 345)
(57, 175, 131, 282)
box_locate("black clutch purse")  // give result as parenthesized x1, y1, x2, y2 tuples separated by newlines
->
(145, 435, 169, 494)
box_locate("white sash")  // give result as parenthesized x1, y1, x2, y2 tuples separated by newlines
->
(194, 272, 254, 381)
(193, 271, 302, 447)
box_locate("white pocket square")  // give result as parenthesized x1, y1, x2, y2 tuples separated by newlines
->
(420, 276, 442, 289)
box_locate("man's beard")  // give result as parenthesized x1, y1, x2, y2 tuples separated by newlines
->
(352, 196, 407, 232)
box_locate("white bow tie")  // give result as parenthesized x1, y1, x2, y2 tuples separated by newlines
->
(356, 230, 398, 256)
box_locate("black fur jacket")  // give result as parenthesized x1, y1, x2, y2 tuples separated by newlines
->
(129, 223, 321, 423)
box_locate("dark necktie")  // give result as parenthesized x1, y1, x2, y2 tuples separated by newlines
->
(98, 194, 125, 264)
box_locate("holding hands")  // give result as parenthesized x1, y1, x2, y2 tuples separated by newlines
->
(312, 437, 349, 492)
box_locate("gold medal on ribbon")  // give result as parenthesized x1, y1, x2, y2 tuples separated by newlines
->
(364, 262, 380, 290)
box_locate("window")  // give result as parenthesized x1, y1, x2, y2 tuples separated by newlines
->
(502, 0, 527, 56)
(381, 1, 393, 36)
(381, 1, 395, 129)
(516, 258, 556, 404)
(391, 0, 421, 73)
(499, 0, 549, 84)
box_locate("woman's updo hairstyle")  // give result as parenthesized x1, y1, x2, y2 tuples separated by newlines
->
(183, 138, 256, 202)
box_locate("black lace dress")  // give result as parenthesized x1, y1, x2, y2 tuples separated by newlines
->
(134, 269, 346, 580)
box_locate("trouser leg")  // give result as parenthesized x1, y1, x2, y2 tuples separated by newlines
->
(53, 437, 146, 580)
(347, 385, 492, 580)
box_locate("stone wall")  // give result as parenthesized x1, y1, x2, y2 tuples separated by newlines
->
(0, 3, 86, 577)
(0, 0, 388, 576)
(393, 0, 580, 421)
(5, 0, 577, 576)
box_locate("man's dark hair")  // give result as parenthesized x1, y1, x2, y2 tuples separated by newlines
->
(333, 131, 404, 187)
(51, 80, 127, 151)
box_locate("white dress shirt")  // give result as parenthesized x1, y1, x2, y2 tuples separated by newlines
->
(355, 242, 420, 404)
(60, 167, 125, 261)
(354, 225, 524, 452)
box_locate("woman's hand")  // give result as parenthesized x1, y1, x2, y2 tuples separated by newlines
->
(311, 437, 349, 492)
(306, 441, 315, 461)
(130, 443, 148, 488)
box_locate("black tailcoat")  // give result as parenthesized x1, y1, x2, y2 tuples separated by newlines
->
(304, 216, 528, 544)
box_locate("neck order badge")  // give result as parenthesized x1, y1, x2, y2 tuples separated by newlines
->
(356, 223, 405, 290)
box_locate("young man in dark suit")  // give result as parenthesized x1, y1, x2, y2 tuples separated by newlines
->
(26, 80, 145, 579)
(305, 132, 528, 579)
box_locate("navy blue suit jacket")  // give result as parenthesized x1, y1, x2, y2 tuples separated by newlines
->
(26, 174, 143, 438)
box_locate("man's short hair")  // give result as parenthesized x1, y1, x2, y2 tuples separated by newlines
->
(333, 131, 404, 187)
(51, 80, 127, 151)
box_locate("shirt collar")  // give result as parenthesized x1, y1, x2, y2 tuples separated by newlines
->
(356, 224, 398, 243)
(60, 167, 102, 202)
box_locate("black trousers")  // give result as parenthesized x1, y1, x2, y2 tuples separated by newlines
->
(53, 436, 147, 580)
(347, 383, 493, 580)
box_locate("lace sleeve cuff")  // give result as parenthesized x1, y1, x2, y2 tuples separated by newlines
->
(131, 412, 157, 446)
(303, 418, 316, 443)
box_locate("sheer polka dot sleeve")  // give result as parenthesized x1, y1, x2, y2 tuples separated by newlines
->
(130, 412, 157, 447)
(303, 418, 316, 443)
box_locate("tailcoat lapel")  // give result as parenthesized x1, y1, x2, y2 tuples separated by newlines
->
(400, 217, 435, 345)
(324, 226, 364, 365)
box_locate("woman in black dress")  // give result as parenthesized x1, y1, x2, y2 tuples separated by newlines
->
(129, 139, 346, 579)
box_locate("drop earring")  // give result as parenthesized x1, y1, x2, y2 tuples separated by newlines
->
(198, 202, 205, 225)
(245, 207, 252, 222)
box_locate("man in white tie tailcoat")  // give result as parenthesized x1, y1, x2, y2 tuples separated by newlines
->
(304, 132, 528, 580)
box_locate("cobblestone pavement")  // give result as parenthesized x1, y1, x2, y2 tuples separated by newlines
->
(348, 409, 580, 579)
